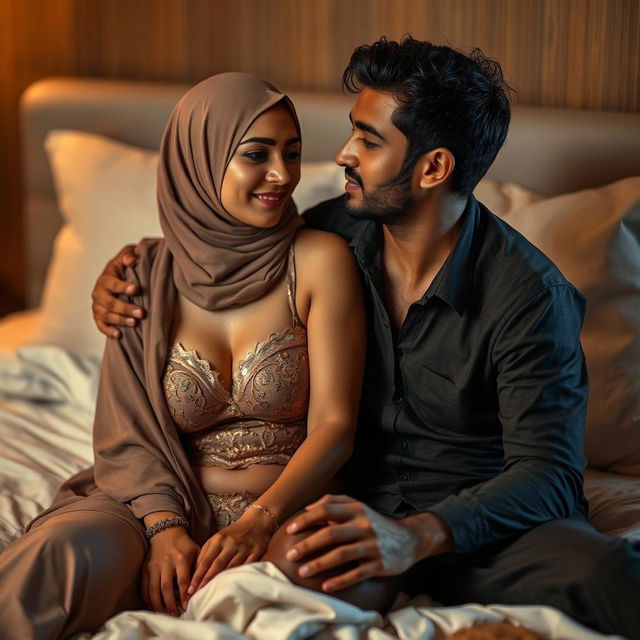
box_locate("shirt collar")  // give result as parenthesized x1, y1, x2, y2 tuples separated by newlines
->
(426, 196, 481, 315)
(350, 196, 482, 316)
(349, 218, 379, 262)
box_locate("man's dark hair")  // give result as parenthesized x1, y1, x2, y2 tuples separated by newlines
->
(342, 36, 512, 196)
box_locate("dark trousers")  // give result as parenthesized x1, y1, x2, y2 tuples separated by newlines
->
(399, 514, 640, 639)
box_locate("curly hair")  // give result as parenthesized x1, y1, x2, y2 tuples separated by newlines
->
(342, 36, 513, 195)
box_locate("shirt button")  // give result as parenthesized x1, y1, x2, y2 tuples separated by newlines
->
(393, 394, 403, 404)
(400, 474, 408, 481)
(383, 318, 390, 328)
(401, 440, 408, 451)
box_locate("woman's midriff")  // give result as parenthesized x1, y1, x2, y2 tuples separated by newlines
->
(193, 464, 285, 495)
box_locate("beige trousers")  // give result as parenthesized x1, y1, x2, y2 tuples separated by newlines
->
(0, 507, 146, 639)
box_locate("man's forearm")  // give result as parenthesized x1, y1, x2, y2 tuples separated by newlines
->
(426, 461, 585, 555)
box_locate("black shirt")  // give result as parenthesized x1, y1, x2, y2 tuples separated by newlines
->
(303, 195, 589, 554)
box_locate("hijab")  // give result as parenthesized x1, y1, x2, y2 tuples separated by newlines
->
(157, 72, 303, 310)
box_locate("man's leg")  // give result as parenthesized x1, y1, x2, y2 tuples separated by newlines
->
(0, 509, 146, 639)
(401, 515, 640, 638)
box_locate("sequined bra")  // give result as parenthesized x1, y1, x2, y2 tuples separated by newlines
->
(162, 244, 308, 469)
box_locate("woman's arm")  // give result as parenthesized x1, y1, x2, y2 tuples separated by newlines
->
(255, 231, 365, 519)
(189, 229, 366, 592)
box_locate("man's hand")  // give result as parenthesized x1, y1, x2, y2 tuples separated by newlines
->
(284, 494, 452, 592)
(91, 244, 145, 338)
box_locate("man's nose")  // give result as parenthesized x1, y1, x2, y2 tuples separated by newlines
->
(335, 136, 357, 167)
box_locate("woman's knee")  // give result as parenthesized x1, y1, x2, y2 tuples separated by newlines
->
(36, 510, 146, 581)
(263, 522, 397, 612)
(0, 510, 146, 639)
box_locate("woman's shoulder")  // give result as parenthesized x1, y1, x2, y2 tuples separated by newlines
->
(293, 228, 359, 287)
(294, 228, 353, 264)
(122, 237, 169, 305)
(132, 237, 164, 265)
(124, 238, 166, 277)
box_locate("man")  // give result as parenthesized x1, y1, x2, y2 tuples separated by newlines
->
(92, 37, 640, 637)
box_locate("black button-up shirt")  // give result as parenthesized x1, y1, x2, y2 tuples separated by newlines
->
(304, 195, 588, 554)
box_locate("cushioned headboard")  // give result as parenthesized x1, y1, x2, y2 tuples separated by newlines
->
(21, 77, 640, 306)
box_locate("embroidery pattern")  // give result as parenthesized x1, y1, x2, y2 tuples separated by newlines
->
(206, 491, 259, 531)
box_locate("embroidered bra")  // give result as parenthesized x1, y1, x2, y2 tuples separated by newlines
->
(162, 244, 309, 469)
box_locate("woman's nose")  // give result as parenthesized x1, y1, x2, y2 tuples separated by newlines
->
(266, 158, 290, 184)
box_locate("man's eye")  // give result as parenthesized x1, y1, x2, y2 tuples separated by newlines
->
(360, 138, 379, 149)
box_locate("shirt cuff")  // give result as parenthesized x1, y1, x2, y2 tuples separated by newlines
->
(426, 495, 483, 555)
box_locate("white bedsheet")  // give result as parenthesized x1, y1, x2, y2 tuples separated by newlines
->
(0, 345, 99, 549)
(82, 562, 621, 640)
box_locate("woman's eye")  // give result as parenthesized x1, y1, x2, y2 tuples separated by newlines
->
(243, 150, 268, 162)
(286, 150, 302, 162)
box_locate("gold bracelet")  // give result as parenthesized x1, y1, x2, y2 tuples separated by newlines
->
(249, 502, 279, 530)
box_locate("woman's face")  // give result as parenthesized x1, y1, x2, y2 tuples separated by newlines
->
(221, 103, 301, 227)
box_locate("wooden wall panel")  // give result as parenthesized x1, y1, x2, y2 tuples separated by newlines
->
(0, 0, 638, 314)
(0, 0, 77, 315)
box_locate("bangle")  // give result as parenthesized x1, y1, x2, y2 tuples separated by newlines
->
(144, 516, 188, 540)
(249, 502, 279, 530)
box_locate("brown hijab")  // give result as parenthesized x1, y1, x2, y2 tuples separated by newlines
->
(158, 72, 303, 310)
(29, 74, 303, 545)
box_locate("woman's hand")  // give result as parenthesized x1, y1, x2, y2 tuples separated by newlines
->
(142, 526, 199, 616)
(188, 505, 276, 596)
(91, 244, 145, 338)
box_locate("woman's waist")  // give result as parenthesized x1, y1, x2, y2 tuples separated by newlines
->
(194, 464, 285, 495)
(183, 419, 306, 469)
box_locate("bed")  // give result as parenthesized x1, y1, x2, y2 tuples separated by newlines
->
(0, 77, 639, 639)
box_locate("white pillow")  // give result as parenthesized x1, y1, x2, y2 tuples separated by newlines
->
(34, 132, 350, 358)
(37, 131, 161, 358)
(498, 177, 640, 476)
(473, 179, 545, 215)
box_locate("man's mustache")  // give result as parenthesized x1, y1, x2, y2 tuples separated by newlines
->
(345, 167, 363, 188)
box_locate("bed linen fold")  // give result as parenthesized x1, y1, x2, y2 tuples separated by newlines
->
(82, 562, 622, 640)
(0, 345, 98, 550)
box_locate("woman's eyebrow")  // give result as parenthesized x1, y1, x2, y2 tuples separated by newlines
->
(238, 136, 301, 146)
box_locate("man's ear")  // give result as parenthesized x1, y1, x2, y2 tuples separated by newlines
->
(416, 148, 455, 189)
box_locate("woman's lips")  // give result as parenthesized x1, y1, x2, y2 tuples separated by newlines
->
(253, 192, 288, 207)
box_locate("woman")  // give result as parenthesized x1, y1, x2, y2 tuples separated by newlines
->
(0, 73, 365, 638)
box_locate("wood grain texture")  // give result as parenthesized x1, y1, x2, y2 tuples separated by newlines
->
(0, 0, 638, 313)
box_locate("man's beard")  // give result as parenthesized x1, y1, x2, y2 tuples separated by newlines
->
(345, 167, 413, 224)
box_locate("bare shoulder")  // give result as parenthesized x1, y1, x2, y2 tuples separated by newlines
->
(293, 228, 355, 273)
(292, 230, 360, 313)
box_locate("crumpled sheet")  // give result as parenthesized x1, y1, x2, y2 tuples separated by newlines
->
(0, 345, 99, 550)
(85, 562, 624, 640)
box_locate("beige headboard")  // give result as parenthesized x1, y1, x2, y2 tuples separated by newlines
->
(21, 77, 640, 307)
